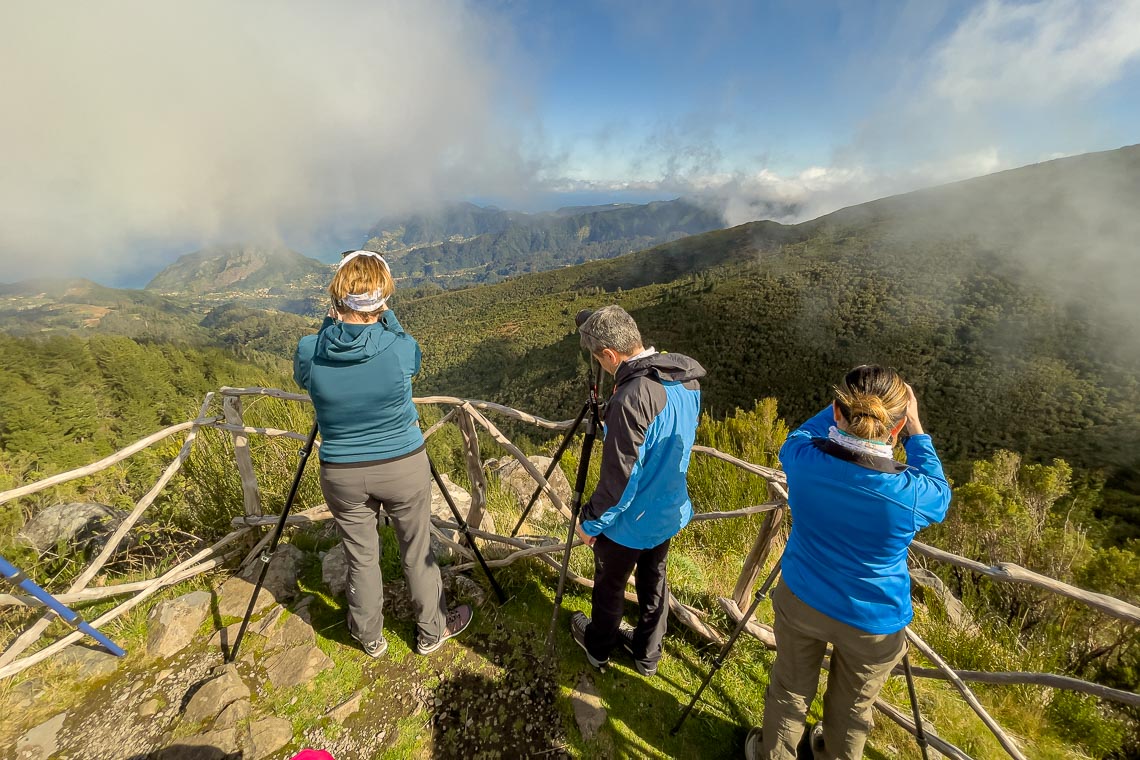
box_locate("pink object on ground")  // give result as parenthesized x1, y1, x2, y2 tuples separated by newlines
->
(291, 752, 335, 760)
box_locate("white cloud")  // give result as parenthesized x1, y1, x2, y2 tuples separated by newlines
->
(0, 2, 537, 280)
(931, 0, 1140, 111)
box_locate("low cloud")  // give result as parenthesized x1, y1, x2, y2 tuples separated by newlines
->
(0, 2, 538, 281)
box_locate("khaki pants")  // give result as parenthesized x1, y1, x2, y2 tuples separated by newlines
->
(761, 582, 906, 760)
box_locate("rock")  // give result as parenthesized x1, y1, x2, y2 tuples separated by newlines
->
(267, 612, 316, 650)
(451, 574, 487, 608)
(139, 698, 162, 718)
(9, 678, 43, 711)
(252, 604, 287, 636)
(569, 674, 606, 741)
(490, 455, 571, 526)
(263, 644, 334, 690)
(17, 502, 124, 554)
(147, 590, 212, 659)
(214, 698, 251, 729)
(322, 543, 349, 597)
(57, 643, 121, 679)
(429, 473, 496, 560)
(184, 665, 250, 724)
(911, 568, 976, 632)
(216, 544, 304, 618)
(326, 689, 365, 722)
(248, 716, 293, 760)
(157, 727, 241, 759)
(15, 711, 66, 760)
(208, 622, 245, 654)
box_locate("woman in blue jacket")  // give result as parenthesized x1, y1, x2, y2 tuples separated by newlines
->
(746, 366, 951, 760)
(294, 251, 471, 658)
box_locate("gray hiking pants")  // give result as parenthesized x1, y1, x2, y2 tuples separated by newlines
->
(761, 581, 906, 760)
(319, 449, 447, 645)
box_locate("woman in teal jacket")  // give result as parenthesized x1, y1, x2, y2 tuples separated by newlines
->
(294, 251, 471, 658)
(747, 366, 951, 760)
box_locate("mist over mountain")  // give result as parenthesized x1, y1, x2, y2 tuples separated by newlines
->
(363, 198, 725, 285)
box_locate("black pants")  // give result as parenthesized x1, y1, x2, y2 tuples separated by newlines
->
(584, 533, 671, 671)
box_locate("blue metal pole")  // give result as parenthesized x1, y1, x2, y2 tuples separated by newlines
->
(0, 555, 126, 657)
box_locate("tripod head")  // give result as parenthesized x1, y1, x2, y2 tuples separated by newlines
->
(574, 309, 604, 401)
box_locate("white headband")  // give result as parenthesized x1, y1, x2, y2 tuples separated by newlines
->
(337, 250, 391, 313)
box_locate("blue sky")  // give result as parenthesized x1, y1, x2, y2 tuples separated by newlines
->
(1, 0, 1138, 284)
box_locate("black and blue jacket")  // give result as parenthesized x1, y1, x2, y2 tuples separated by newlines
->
(580, 352, 705, 549)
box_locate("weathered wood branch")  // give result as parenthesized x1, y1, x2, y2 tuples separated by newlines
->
(690, 503, 783, 522)
(0, 417, 221, 506)
(462, 404, 573, 521)
(732, 507, 786, 609)
(901, 666, 1140, 708)
(210, 422, 316, 445)
(457, 409, 488, 532)
(0, 395, 214, 669)
(422, 408, 457, 440)
(223, 396, 262, 518)
(872, 698, 973, 760)
(0, 527, 251, 680)
(691, 445, 788, 495)
(911, 541, 1140, 624)
(906, 628, 1028, 760)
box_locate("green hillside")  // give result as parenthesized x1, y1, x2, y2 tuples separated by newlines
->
(396, 146, 1140, 537)
(366, 198, 726, 286)
(145, 243, 331, 298)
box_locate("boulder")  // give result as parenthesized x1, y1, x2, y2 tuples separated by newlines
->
(326, 689, 365, 722)
(429, 473, 496, 559)
(57, 643, 121, 679)
(248, 716, 293, 760)
(321, 543, 349, 597)
(15, 711, 66, 760)
(216, 544, 304, 618)
(157, 727, 241, 759)
(183, 665, 250, 724)
(18, 502, 124, 554)
(263, 644, 334, 690)
(911, 567, 976, 632)
(569, 674, 606, 741)
(147, 590, 212, 659)
(267, 612, 316, 650)
(489, 455, 571, 526)
(214, 698, 251, 729)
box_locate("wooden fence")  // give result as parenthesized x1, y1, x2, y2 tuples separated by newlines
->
(1, 387, 1137, 758)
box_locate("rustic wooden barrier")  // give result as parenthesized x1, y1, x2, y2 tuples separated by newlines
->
(2, 385, 1137, 760)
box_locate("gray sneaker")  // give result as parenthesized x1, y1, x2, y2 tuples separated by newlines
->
(351, 631, 388, 658)
(416, 604, 473, 655)
(744, 727, 763, 760)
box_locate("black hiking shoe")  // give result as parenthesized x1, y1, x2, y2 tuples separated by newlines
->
(350, 631, 389, 658)
(416, 604, 473, 655)
(617, 623, 656, 676)
(569, 612, 608, 669)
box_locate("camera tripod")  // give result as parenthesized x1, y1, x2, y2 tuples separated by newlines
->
(542, 354, 605, 655)
(227, 421, 505, 664)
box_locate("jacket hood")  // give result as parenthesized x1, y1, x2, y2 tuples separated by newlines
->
(617, 351, 706, 385)
(314, 321, 398, 364)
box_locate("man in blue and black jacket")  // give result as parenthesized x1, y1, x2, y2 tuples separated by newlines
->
(569, 305, 705, 677)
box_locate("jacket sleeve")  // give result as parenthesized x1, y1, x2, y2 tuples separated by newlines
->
(293, 319, 332, 391)
(778, 406, 834, 471)
(904, 434, 952, 531)
(381, 310, 422, 377)
(580, 386, 653, 536)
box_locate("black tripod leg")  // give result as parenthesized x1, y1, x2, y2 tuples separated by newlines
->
(544, 403, 600, 655)
(672, 559, 783, 735)
(903, 649, 931, 760)
(228, 420, 319, 663)
(430, 459, 506, 604)
(510, 402, 589, 538)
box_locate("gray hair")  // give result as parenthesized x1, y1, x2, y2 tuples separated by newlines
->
(579, 305, 643, 356)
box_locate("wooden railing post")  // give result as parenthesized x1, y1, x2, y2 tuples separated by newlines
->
(457, 408, 488, 532)
(223, 395, 261, 518)
(731, 505, 786, 609)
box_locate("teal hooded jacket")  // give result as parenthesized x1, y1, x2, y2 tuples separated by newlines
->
(293, 311, 424, 463)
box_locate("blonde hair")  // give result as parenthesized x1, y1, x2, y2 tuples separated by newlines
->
(833, 365, 908, 441)
(329, 254, 395, 317)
